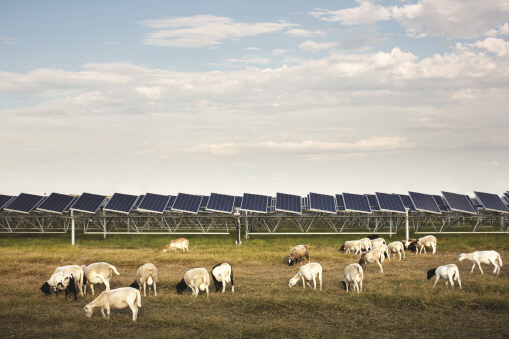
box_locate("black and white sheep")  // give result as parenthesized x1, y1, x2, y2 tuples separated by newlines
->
(288, 262, 322, 290)
(53, 265, 84, 297)
(81, 262, 120, 295)
(338, 240, 361, 254)
(288, 245, 310, 267)
(176, 268, 210, 297)
(427, 264, 461, 288)
(84, 287, 141, 322)
(40, 271, 77, 301)
(341, 263, 364, 294)
(130, 263, 158, 297)
(211, 263, 234, 293)
(459, 251, 503, 275)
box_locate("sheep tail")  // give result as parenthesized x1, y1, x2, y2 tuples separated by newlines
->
(498, 253, 503, 267)
(109, 265, 120, 275)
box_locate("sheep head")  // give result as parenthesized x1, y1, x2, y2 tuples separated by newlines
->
(427, 268, 437, 280)
(84, 305, 94, 318)
(458, 254, 467, 261)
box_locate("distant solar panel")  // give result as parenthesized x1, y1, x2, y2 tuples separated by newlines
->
(172, 193, 203, 214)
(233, 196, 242, 208)
(137, 193, 170, 214)
(343, 193, 372, 214)
(71, 193, 107, 214)
(470, 197, 482, 207)
(206, 193, 235, 213)
(64, 196, 78, 212)
(275, 193, 302, 214)
(502, 196, 509, 206)
(504, 192, 509, 201)
(432, 195, 451, 212)
(37, 193, 76, 214)
(240, 193, 271, 213)
(167, 195, 177, 209)
(441, 191, 477, 214)
(409, 192, 441, 214)
(104, 193, 138, 214)
(474, 191, 509, 213)
(0, 194, 15, 209)
(335, 194, 345, 210)
(4, 193, 45, 214)
(301, 197, 309, 207)
(365, 194, 380, 210)
(376, 193, 406, 213)
(200, 196, 210, 208)
(309, 193, 336, 214)
(134, 195, 145, 208)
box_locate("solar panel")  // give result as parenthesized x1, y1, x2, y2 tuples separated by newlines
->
(172, 193, 203, 214)
(432, 195, 451, 212)
(470, 197, 482, 207)
(335, 194, 345, 211)
(70, 192, 107, 214)
(206, 193, 235, 213)
(233, 196, 242, 208)
(502, 196, 509, 206)
(240, 193, 271, 213)
(200, 196, 210, 208)
(167, 195, 177, 209)
(365, 194, 380, 210)
(275, 193, 302, 214)
(36, 193, 77, 214)
(309, 193, 336, 214)
(103, 193, 138, 214)
(505, 192, 509, 201)
(343, 193, 372, 214)
(474, 191, 509, 213)
(301, 197, 309, 207)
(137, 193, 171, 214)
(134, 195, 145, 208)
(64, 196, 78, 212)
(0, 194, 15, 209)
(441, 191, 477, 214)
(376, 193, 406, 213)
(4, 193, 45, 214)
(409, 192, 442, 214)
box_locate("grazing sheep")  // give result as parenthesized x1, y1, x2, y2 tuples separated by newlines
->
(163, 238, 189, 252)
(211, 263, 234, 293)
(359, 238, 372, 251)
(459, 251, 503, 275)
(53, 265, 84, 297)
(341, 263, 364, 294)
(40, 271, 77, 301)
(130, 263, 158, 297)
(416, 235, 437, 254)
(359, 249, 384, 274)
(338, 240, 362, 255)
(288, 263, 322, 290)
(388, 241, 406, 260)
(84, 287, 141, 322)
(427, 264, 461, 288)
(81, 262, 120, 295)
(288, 245, 310, 267)
(371, 238, 386, 247)
(371, 243, 390, 260)
(176, 268, 210, 297)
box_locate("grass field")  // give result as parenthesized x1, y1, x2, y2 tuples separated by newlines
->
(0, 232, 508, 339)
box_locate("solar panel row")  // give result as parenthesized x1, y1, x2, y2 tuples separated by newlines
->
(409, 191, 441, 214)
(275, 193, 301, 214)
(376, 193, 406, 213)
(0, 195, 15, 209)
(104, 193, 138, 214)
(309, 193, 336, 214)
(37, 193, 76, 214)
(441, 191, 477, 214)
(474, 191, 509, 213)
(4, 193, 45, 214)
(137, 193, 170, 214)
(240, 193, 271, 213)
(207, 193, 235, 213)
(343, 193, 372, 214)
(172, 193, 203, 214)
(70, 193, 107, 214)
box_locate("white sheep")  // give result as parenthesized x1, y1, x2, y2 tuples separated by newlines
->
(288, 262, 322, 290)
(342, 263, 364, 294)
(130, 263, 158, 297)
(416, 235, 437, 254)
(388, 241, 406, 260)
(371, 238, 386, 247)
(211, 263, 234, 293)
(163, 238, 189, 252)
(359, 238, 372, 251)
(359, 249, 384, 274)
(427, 264, 461, 288)
(459, 251, 503, 275)
(338, 240, 361, 254)
(53, 265, 84, 296)
(288, 245, 310, 267)
(371, 243, 390, 260)
(40, 271, 77, 301)
(81, 262, 120, 295)
(84, 287, 141, 322)
(176, 268, 210, 297)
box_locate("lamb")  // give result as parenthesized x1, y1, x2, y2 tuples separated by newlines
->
(416, 235, 437, 254)
(288, 245, 310, 267)
(371, 238, 386, 247)
(341, 263, 364, 294)
(81, 262, 120, 295)
(84, 287, 141, 322)
(359, 249, 384, 274)
(211, 263, 234, 293)
(427, 264, 461, 288)
(459, 251, 503, 275)
(387, 241, 406, 260)
(40, 271, 77, 301)
(176, 268, 210, 297)
(163, 238, 189, 252)
(288, 263, 322, 290)
(370, 243, 390, 260)
(53, 265, 84, 297)
(130, 263, 158, 297)
(359, 238, 372, 251)
(338, 240, 361, 255)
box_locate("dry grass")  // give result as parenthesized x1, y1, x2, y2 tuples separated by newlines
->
(0, 233, 508, 338)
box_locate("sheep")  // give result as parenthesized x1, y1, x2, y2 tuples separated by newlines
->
(176, 268, 210, 297)
(402, 238, 421, 253)
(40, 271, 77, 301)
(427, 264, 461, 289)
(288, 245, 310, 267)
(366, 234, 380, 240)
(338, 240, 361, 255)
(359, 238, 372, 251)
(211, 263, 234, 293)
(84, 287, 141, 322)
(388, 241, 406, 260)
(371, 243, 390, 260)
(371, 238, 386, 247)
(130, 263, 158, 297)
(163, 238, 189, 252)
(81, 262, 120, 295)
(53, 265, 84, 297)
(341, 263, 364, 294)
(359, 249, 384, 274)
(415, 235, 437, 254)
(288, 263, 322, 290)
(459, 251, 503, 275)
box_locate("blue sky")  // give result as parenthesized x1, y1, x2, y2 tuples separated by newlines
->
(1, 0, 509, 197)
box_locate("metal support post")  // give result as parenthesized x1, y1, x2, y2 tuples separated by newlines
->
(71, 210, 75, 245)
(235, 218, 242, 245)
(405, 208, 410, 240)
(389, 217, 393, 238)
(244, 211, 249, 240)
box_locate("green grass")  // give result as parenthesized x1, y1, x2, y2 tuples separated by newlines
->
(0, 232, 508, 338)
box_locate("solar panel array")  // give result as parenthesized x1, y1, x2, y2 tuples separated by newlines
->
(409, 191, 442, 214)
(275, 193, 302, 214)
(376, 193, 406, 213)
(70, 193, 107, 214)
(0, 195, 15, 209)
(4, 193, 45, 214)
(37, 193, 76, 214)
(206, 193, 235, 213)
(104, 193, 138, 214)
(172, 193, 203, 214)
(309, 193, 336, 214)
(441, 191, 477, 214)
(343, 193, 372, 214)
(433, 195, 451, 212)
(365, 194, 380, 210)
(474, 191, 509, 213)
(240, 193, 271, 213)
(137, 193, 171, 214)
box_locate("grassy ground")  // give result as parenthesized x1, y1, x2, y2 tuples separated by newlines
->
(0, 232, 508, 338)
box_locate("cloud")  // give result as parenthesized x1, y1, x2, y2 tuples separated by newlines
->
(299, 40, 338, 51)
(224, 58, 271, 64)
(272, 49, 292, 56)
(285, 29, 325, 37)
(475, 37, 509, 56)
(310, 1, 392, 25)
(246, 47, 263, 51)
(140, 15, 297, 47)
(0, 37, 18, 45)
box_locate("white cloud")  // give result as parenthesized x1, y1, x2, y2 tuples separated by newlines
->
(224, 58, 271, 64)
(475, 37, 509, 56)
(310, 1, 392, 25)
(0, 37, 18, 44)
(246, 47, 263, 50)
(299, 40, 338, 51)
(272, 49, 292, 56)
(285, 29, 325, 37)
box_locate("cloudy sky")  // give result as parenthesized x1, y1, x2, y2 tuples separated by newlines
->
(1, 0, 509, 197)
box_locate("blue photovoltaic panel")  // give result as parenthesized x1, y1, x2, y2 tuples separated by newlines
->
(71, 192, 107, 214)
(343, 193, 372, 214)
(398, 194, 415, 211)
(37, 193, 76, 214)
(4, 193, 45, 214)
(365, 194, 380, 210)
(200, 196, 209, 208)
(234, 196, 242, 208)
(335, 194, 345, 211)
(172, 193, 203, 214)
(474, 191, 509, 213)
(309, 193, 336, 214)
(470, 197, 481, 207)
(504, 192, 509, 201)
(134, 195, 145, 208)
(64, 196, 78, 212)
(104, 193, 138, 214)
(502, 196, 509, 206)
(275, 193, 302, 214)
(137, 193, 170, 214)
(409, 192, 442, 214)
(433, 195, 451, 212)
(375, 193, 406, 213)
(206, 193, 235, 213)
(240, 193, 271, 213)
(167, 195, 177, 209)
(0, 195, 15, 209)
(441, 191, 477, 214)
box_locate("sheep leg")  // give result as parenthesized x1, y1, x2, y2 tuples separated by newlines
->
(433, 276, 439, 288)
(312, 276, 316, 290)
(129, 302, 137, 321)
(359, 280, 362, 293)
(475, 259, 484, 274)
(377, 261, 383, 274)
(448, 275, 454, 287)
(470, 263, 476, 274)
(319, 271, 322, 291)
(90, 284, 95, 296)
(206, 285, 209, 299)
(153, 282, 157, 296)
(432, 243, 436, 254)
(487, 258, 498, 275)
(222, 277, 226, 294)
(456, 275, 462, 289)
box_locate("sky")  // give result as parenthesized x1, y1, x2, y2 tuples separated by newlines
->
(1, 0, 509, 197)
